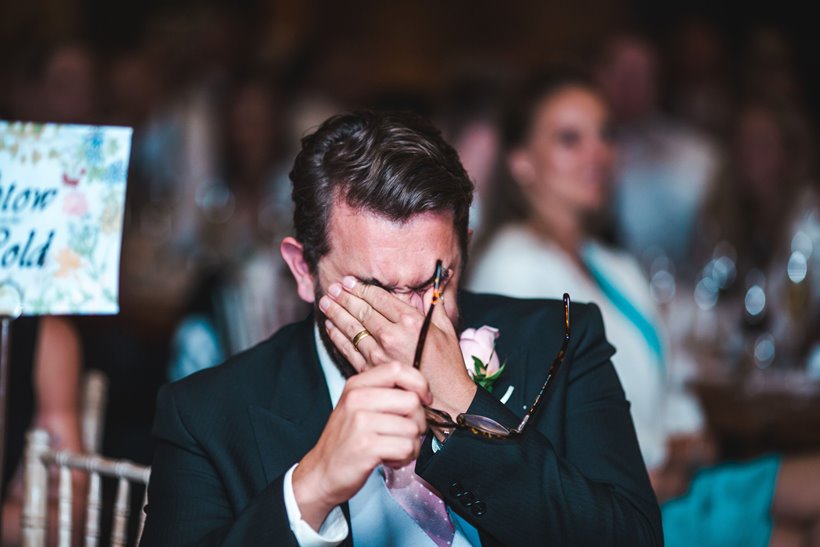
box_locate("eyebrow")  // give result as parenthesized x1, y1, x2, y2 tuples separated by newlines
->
(358, 265, 452, 293)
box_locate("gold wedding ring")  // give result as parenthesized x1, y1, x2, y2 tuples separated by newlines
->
(352, 329, 372, 351)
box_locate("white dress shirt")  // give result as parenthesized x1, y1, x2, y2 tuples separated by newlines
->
(281, 326, 481, 546)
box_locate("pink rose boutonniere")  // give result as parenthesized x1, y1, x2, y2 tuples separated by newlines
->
(459, 326, 506, 392)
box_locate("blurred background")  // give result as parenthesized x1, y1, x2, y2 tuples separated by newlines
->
(3, 0, 820, 543)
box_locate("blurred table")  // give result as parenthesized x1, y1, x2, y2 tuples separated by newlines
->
(692, 371, 820, 459)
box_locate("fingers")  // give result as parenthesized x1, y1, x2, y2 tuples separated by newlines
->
(359, 393, 427, 436)
(319, 291, 377, 344)
(299, 364, 430, 517)
(429, 289, 457, 336)
(419, 277, 458, 336)
(323, 319, 369, 371)
(319, 287, 399, 366)
(342, 386, 427, 421)
(359, 411, 426, 439)
(321, 281, 400, 340)
(377, 436, 422, 469)
(323, 277, 425, 336)
(358, 415, 424, 468)
(341, 277, 410, 323)
(346, 362, 433, 406)
(320, 275, 456, 379)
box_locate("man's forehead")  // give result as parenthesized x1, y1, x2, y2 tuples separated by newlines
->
(323, 200, 461, 287)
(326, 199, 457, 242)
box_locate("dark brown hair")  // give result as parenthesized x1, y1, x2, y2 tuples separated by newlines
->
(289, 110, 474, 272)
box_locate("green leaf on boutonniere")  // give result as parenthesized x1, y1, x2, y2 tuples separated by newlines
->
(472, 356, 487, 377)
(471, 361, 506, 393)
(485, 362, 506, 381)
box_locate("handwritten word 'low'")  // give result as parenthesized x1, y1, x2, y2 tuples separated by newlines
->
(0, 181, 59, 214)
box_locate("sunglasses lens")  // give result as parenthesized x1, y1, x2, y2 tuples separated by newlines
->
(458, 414, 511, 436)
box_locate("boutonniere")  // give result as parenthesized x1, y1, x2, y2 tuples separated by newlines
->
(459, 326, 507, 393)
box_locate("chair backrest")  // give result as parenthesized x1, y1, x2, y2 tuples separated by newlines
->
(22, 429, 151, 547)
(81, 370, 108, 454)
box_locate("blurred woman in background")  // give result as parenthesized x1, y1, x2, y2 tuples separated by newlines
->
(467, 68, 820, 546)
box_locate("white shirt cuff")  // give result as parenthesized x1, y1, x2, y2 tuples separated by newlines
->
(283, 464, 348, 546)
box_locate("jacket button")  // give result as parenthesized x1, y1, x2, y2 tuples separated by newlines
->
(449, 482, 464, 497)
(460, 491, 475, 506)
(471, 501, 487, 517)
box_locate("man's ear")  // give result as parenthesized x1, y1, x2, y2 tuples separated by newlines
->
(280, 237, 316, 303)
(507, 149, 536, 187)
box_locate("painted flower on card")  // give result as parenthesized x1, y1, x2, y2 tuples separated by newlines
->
(99, 193, 123, 235)
(83, 129, 105, 167)
(55, 248, 81, 278)
(459, 325, 505, 392)
(62, 191, 88, 217)
(102, 160, 126, 184)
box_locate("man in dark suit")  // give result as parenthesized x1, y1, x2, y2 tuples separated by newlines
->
(141, 111, 662, 545)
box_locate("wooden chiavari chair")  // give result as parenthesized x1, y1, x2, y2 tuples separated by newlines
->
(21, 429, 150, 547)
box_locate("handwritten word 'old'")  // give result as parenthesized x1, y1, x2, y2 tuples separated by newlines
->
(0, 229, 55, 269)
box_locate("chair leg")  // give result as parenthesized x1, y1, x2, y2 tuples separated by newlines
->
(57, 464, 72, 547)
(111, 477, 130, 547)
(84, 471, 101, 547)
(22, 430, 49, 547)
(136, 487, 148, 546)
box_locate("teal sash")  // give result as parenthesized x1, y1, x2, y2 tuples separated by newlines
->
(581, 244, 665, 372)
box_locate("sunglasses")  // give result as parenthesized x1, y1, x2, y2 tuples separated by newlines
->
(413, 260, 571, 440)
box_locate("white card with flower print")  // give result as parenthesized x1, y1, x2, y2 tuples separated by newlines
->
(0, 121, 132, 315)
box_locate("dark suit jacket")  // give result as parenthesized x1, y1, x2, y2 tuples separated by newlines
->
(140, 292, 663, 546)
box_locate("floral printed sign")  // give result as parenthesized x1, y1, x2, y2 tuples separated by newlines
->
(0, 121, 132, 315)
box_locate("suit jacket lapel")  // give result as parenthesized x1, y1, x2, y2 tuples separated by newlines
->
(247, 315, 355, 544)
(457, 292, 526, 415)
(247, 314, 333, 485)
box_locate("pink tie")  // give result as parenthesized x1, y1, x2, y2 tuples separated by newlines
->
(383, 461, 455, 546)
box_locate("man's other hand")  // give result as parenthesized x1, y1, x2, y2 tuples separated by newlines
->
(292, 362, 431, 530)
